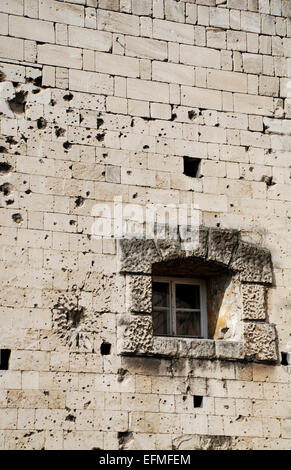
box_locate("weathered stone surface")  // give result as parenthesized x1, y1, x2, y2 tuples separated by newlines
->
(117, 314, 153, 355)
(157, 237, 185, 261)
(207, 229, 239, 266)
(126, 274, 152, 313)
(243, 323, 278, 362)
(242, 284, 266, 320)
(118, 238, 161, 273)
(230, 242, 273, 284)
(215, 340, 245, 360)
(182, 226, 209, 259)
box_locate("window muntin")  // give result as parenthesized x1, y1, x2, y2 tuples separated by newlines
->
(152, 277, 208, 338)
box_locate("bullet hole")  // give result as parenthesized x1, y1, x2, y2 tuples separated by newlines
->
(34, 76, 42, 87)
(65, 414, 76, 422)
(63, 93, 74, 101)
(100, 342, 111, 355)
(183, 156, 201, 178)
(96, 133, 105, 142)
(0, 146, 7, 153)
(69, 219, 76, 225)
(171, 113, 177, 121)
(0, 162, 12, 174)
(127, 170, 132, 175)
(182, 395, 187, 402)
(25, 189, 32, 194)
(6, 199, 14, 205)
(118, 431, 133, 449)
(55, 127, 65, 137)
(97, 118, 104, 129)
(117, 368, 128, 382)
(8, 90, 28, 114)
(143, 145, 149, 150)
(132, 193, 137, 199)
(0, 70, 6, 82)
(261, 175, 275, 187)
(12, 213, 23, 224)
(188, 110, 197, 120)
(193, 395, 203, 408)
(63, 141, 72, 150)
(249, 166, 254, 172)
(32, 88, 40, 94)
(75, 196, 85, 207)
(79, 114, 84, 123)
(130, 119, 135, 127)
(6, 136, 18, 145)
(50, 99, 56, 106)
(281, 352, 289, 366)
(37, 117, 47, 129)
(0, 349, 11, 370)
(245, 146, 250, 151)
(0, 182, 13, 196)
(86, 191, 90, 196)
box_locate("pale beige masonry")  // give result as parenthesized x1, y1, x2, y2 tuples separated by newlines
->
(39, 0, 84, 27)
(207, 70, 248, 93)
(152, 61, 194, 86)
(0, 0, 290, 453)
(95, 52, 139, 78)
(68, 26, 112, 52)
(0, 36, 23, 61)
(233, 93, 274, 116)
(127, 78, 169, 103)
(153, 19, 194, 44)
(180, 44, 221, 69)
(181, 86, 222, 110)
(38, 44, 82, 69)
(69, 70, 114, 94)
(9, 16, 55, 43)
(97, 10, 139, 36)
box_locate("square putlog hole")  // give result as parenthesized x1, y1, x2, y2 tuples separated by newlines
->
(183, 157, 201, 178)
(0, 349, 11, 370)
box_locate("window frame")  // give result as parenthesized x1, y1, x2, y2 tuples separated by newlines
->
(152, 276, 208, 339)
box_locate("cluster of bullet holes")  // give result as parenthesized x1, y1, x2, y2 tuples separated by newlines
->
(183, 156, 201, 178)
(193, 395, 203, 408)
(100, 341, 111, 355)
(0, 349, 11, 370)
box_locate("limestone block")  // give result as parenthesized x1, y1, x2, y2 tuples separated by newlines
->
(95, 52, 139, 78)
(243, 323, 278, 362)
(233, 93, 274, 116)
(152, 61, 194, 86)
(207, 70, 248, 93)
(230, 242, 273, 284)
(132, 0, 152, 16)
(9, 16, 55, 43)
(125, 36, 168, 61)
(69, 70, 113, 95)
(68, 26, 112, 52)
(127, 78, 169, 104)
(117, 314, 154, 355)
(97, 9, 139, 35)
(38, 44, 82, 69)
(153, 19, 194, 45)
(242, 284, 266, 320)
(181, 86, 222, 111)
(152, 337, 215, 359)
(215, 340, 245, 360)
(118, 238, 161, 273)
(180, 45, 221, 69)
(39, 0, 84, 27)
(0, 36, 23, 61)
(126, 274, 152, 313)
(207, 229, 239, 266)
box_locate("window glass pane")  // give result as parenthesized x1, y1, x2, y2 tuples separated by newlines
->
(152, 309, 169, 335)
(176, 310, 201, 337)
(152, 282, 169, 308)
(175, 283, 200, 309)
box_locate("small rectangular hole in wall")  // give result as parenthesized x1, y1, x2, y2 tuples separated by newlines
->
(0, 349, 11, 370)
(281, 352, 288, 366)
(193, 395, 203, 408)
(183, 156, 201, 178)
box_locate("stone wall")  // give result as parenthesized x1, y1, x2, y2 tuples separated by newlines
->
(0, 0, 290, 450)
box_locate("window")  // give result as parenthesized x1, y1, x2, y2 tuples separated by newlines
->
(152, 277, 208, 338)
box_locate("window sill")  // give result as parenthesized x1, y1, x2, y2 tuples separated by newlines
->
(117, 314, 246, 361)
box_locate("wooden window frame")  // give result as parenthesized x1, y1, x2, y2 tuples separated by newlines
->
(152, 276, 208, 339)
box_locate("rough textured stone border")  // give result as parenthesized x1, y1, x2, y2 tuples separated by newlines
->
(117, 228, 278, 363)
